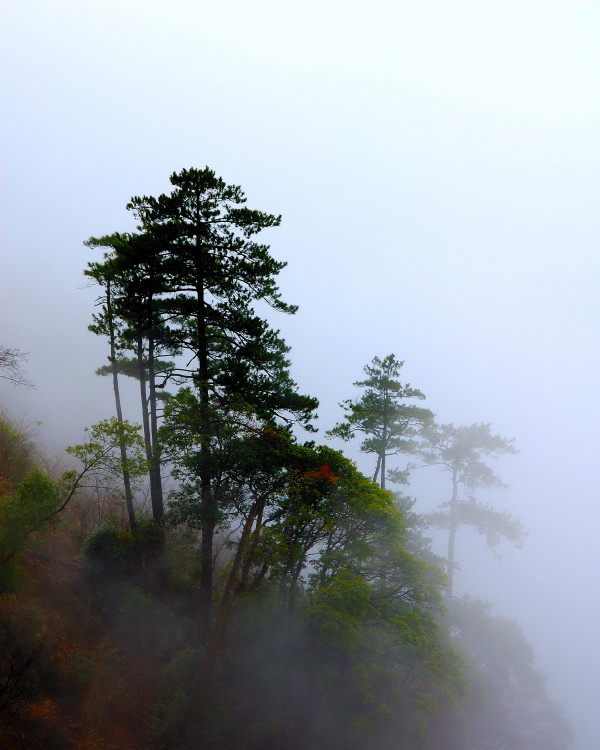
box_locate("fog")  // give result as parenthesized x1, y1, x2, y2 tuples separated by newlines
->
(2, 1, 600, 746)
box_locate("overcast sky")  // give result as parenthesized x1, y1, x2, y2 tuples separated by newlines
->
(3, 2, 600, 746)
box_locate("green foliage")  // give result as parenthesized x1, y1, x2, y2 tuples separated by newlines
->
(85, 231, 172, 358)
(82, 518, 164, 575)
(82, 522, 130, 571)
(0, 418, 147, 574)
(95, 356, 174, 383)
(63, 169, 571, 749)
(1, 468, 60, 542)
(0, 469, 61, 580)
(85, 230, 175, 522)
(66, 417, 148, 496)
(86, 166, 319, 608)
(120, 166, 318, 424)
(0, 417, 38, 491)
(310, 570, 371, 653)
(0, 405, 563, 750)
(132, 517, 165, 559)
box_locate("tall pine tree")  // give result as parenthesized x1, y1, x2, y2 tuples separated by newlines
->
(120, 167, 316, 619)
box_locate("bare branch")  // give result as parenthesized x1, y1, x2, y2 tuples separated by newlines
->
(0, 347, 34, 389)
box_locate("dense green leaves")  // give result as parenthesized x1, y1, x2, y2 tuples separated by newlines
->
(0, 469, 61, 565)
(310, 570, 371, 652)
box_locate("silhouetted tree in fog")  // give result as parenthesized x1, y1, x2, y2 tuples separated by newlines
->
(418, 422, 523, 594)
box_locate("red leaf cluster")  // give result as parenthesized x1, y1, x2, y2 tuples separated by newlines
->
(301, 465, 339, 485)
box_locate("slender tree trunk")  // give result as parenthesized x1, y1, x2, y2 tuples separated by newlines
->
(239, 500, 266, 590)
(147, 333, 164, 521)
(372, 454, 381, 485)
(107, 281, 136, 532)
(200, 496, 265, 682)
(195, 243, 215, 629)
(447, 466, 459, 595)
(287, 561, 304, 612)
(380, 399, 388, 491)
(136, 335, 155, 510)
(183, 230, 221, 741)
(183, 496, 267, 739)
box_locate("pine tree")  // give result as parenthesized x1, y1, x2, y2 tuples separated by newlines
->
(328, 354, 432, 490)
(110, 167, 317, 619)
(418, 422, 523, 594)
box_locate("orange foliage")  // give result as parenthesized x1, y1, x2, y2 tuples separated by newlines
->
(76, 731, 106, 750)
(301, 465, 339, 484)
(26, 698, 59, 720)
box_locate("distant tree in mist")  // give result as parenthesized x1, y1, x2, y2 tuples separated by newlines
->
(418, 422, 523, 594)
(328, 354, 432, 490)
(428, 598, 573, 750)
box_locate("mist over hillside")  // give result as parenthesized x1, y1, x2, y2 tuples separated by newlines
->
(3, 2, 600, 747)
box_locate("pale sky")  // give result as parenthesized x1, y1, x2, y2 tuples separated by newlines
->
(3, 2, 600, 746)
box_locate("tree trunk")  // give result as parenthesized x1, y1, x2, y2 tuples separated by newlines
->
(195, 237, 214, 628)
(201, 497, 263, 680)
(372, 454, 381, 485)
(107, 281, 136, 532)
(184, 496, 266, 739)
(380, 397, 388, 491)
(147, 333, 164, 521)
(239, 500, 266, 591)
(381, 402, 387, 490)
(136, 335, 156, 512)
(447, 466, 459, 595)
